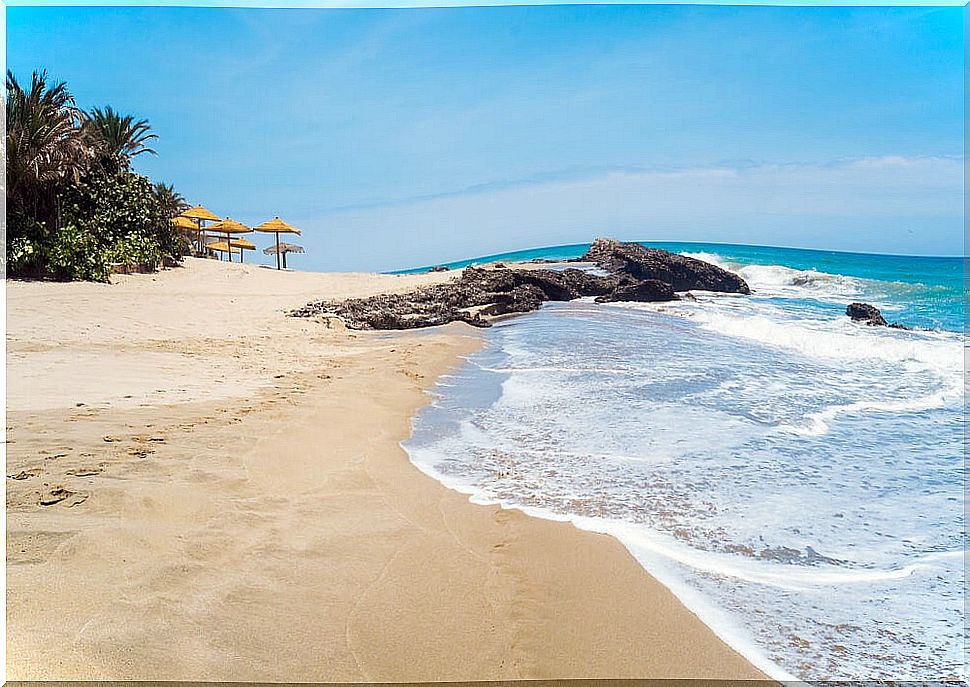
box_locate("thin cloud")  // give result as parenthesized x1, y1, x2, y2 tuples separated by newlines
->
(294, 154, 962, 271)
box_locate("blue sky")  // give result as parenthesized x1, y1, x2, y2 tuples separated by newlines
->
(7, 4, 965, 271)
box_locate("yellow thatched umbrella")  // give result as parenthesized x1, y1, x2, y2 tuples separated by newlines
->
(204, 241, 243, 260)
(206, 218, 253, 263)
(178, 205, 221, 252)
(171, 216, 200, 252)
(171, 216, 197, 231)
(254, 217, 301, 270)
(207, 237, 256, 263)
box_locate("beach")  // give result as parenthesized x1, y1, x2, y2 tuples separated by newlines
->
(6, 258, 764, 681)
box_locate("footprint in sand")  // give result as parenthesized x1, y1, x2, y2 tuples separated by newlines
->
(39, 487, 73, 506)
(38, 486, 90, 508)
(8, 469, 42, 480)
(103, 435, 123, 443)
(65, 467, 102, 477)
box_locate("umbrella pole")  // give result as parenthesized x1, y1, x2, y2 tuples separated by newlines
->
(226, 232, 232, 263)
(275, 232, 281, 270)
(283, 251, 287, 269)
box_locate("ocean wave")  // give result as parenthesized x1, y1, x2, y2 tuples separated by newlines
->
(688, 308, 963, 374)
(590, 517, 957, 591)
(475, 365, 635, 375)
(740, 264, 863, 298)
(681, 251, 865, 301)
(777, 382, 964, 436)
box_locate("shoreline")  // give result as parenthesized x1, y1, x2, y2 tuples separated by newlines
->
(7, 259, 766, 680)
(401, 310, 793, 681)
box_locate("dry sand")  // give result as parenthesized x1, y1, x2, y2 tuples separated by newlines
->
(6, 258, 765, 680)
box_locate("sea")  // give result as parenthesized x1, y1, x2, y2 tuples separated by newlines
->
(398, 241, 966, 681)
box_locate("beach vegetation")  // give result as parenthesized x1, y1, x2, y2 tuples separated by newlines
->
(84, 105, 158, 163)
(153, 182, 190, 219)
(6, 69, 185, 281)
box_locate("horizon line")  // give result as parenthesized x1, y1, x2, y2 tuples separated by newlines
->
(8, 1, 968, 8)
(387, 238, 967, 274)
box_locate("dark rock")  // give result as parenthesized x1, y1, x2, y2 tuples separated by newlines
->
(292, 239, 747, 330)
(595, 279, 677, 303)
(582, 238, 750, 294)
(846, 302, 888, 327)
(428, 265, 450, 272)
(292, 266, 622, 329)
(556, 268, 618, 297)
(459, 266, 618, 301)
(478, 284, 545, 317)
(846, 302, 912, 330)
(493, 262, 507, 269)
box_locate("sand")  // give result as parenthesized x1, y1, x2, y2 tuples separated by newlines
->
(6, 258, 765, 680)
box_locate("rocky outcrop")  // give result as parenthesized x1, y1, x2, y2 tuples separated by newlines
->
(846, 302, 910, 330)
(846, 302, 888, 326)
(292, 238, 748, 330)
(291, 266, 625, 329)
(595, 279, 675, 303)
(581, 238, 750, 294)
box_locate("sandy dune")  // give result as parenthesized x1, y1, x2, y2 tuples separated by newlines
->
(6, 258, 764, 680)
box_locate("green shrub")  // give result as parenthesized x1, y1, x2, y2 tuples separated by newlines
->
(46, 222, 110, 282)
(104, 232, 163, 271)
(7, 235, 42, 277)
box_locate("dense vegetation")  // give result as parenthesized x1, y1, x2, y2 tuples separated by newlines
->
(6, 70, 189, 281)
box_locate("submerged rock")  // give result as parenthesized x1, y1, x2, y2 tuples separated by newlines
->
(846, 302, 910, 329)
(846, 302, 888, 326)
(582, 238, 751, 294)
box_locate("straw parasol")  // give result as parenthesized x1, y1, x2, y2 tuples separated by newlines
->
(178, 205, 221, 253)
(254, 217, 301, 270)
(206, 237, 256, 263)
(204, 241, 242, 260)
(263, 242, 304, 269)
(171, 216, 197, 231)
(206, 218, 253, 263)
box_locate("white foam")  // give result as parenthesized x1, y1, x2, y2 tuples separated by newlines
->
(778, 380, 964, 436)
(681, 251, 867, 302)
(740, 264, 863, 299)
(402, 265, 966, 681)
(689, 307, 963, 374)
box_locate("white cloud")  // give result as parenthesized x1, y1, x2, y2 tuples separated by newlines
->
(295, 155, 964, 271)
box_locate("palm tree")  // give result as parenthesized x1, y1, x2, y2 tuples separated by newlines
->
(6, 70, 90, 223)
(84, 105, 157, 164)
(153, 182, 189, 218)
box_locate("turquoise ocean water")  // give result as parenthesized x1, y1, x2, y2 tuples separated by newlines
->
(400, 242, 965, 680)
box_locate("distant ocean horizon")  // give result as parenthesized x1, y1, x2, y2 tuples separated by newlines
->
(393, 240, 967, 273)
(401, 240, 966, 680)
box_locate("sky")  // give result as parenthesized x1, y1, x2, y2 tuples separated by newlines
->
(7, 4, 965, 271)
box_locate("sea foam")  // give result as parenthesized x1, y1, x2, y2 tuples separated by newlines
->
(404, 247, 965, 681)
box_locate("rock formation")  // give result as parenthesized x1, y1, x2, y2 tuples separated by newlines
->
(581, 238, 751, 294)
(292, 239, 751, 330)
(846, 302, 910, 329)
